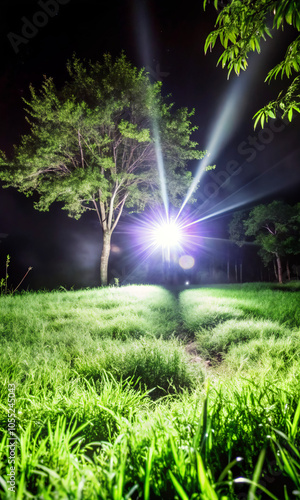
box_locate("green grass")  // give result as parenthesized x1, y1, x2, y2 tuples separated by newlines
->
(0, 285, 179, 343)
(0, 282, 300, 499)
(180, 284, 300, 330)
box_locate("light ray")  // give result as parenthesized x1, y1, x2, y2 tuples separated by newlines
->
(181, 149, 300, 228)
(153, 125, 169, 217)
(132, 0, 170, 218)
(178, 41, 273, 217)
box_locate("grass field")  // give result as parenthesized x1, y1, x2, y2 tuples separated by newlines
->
(0, 283, 300, 499)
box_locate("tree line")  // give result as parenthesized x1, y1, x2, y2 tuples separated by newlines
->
(229, 201, 300, 283)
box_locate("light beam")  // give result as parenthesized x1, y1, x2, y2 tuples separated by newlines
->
(181, 149, 300, 228)
(178, 41, 273, 217)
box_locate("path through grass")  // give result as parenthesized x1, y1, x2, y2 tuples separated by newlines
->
(0, 283, 300, 499)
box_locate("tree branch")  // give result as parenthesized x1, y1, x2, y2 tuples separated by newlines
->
(78, 130, 85, 168)
(107, 183, 119, 230)
(111, 193, 128, 232)
(263, 224, 275, 235)
(99, 189, 107, 231)
(92, 195, 102, 227)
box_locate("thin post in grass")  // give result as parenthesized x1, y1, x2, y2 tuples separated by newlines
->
(12, 266, 33, 294)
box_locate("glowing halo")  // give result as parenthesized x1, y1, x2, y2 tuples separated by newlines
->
(179, 255, 195, 270)
(118, 207, 203, 279)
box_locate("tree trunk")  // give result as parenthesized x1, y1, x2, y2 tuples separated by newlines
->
(286, 259, 291, 281)
(273, 259, 278, 281)
(227, 258, 230, 282)
(240, 262, 243, 283)
(100, 231, 111, 286)
(235, 261, 238, 282)
(276, 253, 283, 284)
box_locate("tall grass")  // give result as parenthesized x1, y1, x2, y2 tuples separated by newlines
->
(0, 285, 179, 343)
(0, 283, 300, 498)
(1, 378, 299, 499)
(180, 284, 300, 330)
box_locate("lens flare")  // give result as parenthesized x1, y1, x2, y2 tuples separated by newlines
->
(119, 207, 202, 262)
(149, 216, 184, 261)
(179, 255, 195, 269)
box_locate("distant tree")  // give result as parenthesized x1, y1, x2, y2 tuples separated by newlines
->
(283, 202, 300, 279)
(0, 54, 206, 286)
(228, 210, 247, 248)
(228, 210, 249, 282)
(257, 247, 279, 281)
(204, 0, 300, 128)
(244, 201, 300, 283)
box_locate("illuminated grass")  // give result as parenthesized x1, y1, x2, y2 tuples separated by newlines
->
(180, 283, 300, 329)
(225, 335, 300, 373)
(0, 285, 179, 342)
(0, 283, 300, 498)
(72, 337, 204, 398)
(196, 318, 297, 354)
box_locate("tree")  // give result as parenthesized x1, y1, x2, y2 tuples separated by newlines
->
(228, 210, 248, 282)
(243, 201, 300, 283)
(228, 210, 247, 248)
(204, 0, 300, 128)
(0, 54, 206, 286)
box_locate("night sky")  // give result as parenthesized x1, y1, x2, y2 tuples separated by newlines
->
(1, 0, 300, 289)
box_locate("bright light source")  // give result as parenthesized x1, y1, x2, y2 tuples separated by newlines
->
(185, 281, 190, 286)
(127, 208, 202, 271)
(153, 221, 182, 248)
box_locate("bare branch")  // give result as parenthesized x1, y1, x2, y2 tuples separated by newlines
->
(92, 195, 102, 227)
(107, 183, 119, 230)
(263, 224, 276, 235)
(78, 130, 85, 168)
(99, 189, 107, 231)
(111, 193, 128, 232)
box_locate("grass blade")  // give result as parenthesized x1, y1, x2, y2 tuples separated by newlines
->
(248, 448, 266, 500)
(169, 471, 190, 500)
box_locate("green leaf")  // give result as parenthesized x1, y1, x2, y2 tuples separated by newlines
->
(196, 452, 219, 500)
(249, 448, 266, 500)
(253, 111, 262, 130)
(291, 399, 300, 439)
(169, 472, 189, 500)
(144, 445, 154, 500)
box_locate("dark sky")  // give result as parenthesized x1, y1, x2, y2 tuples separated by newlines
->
(0, 0, 300, 288)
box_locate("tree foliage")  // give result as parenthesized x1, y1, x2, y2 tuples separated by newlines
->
(204, 0, 300, 128)
(228, 210, 248, 247)
(0, 53, 206, 285)
(229, 201, 300, 282)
